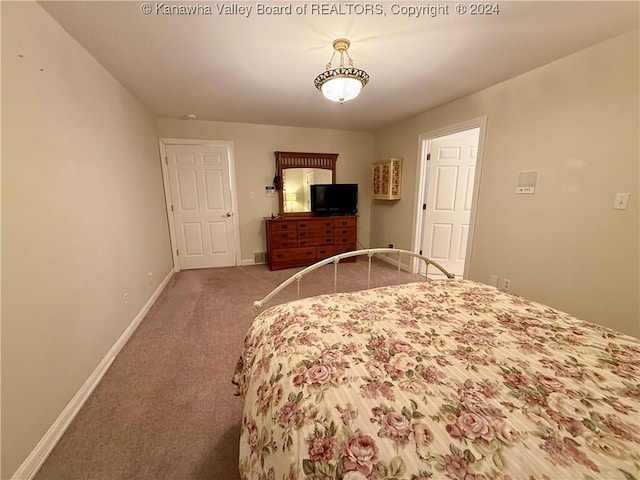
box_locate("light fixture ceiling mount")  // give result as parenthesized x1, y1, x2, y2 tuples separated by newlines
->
(314, 38, 369, 104)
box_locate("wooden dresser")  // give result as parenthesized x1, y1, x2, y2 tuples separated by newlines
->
(265, 215, 357, 270)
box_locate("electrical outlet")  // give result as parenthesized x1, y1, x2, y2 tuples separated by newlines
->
(501, 278, 511, 291)
(489, 275, 499, 287)
(613, 193, 630, 210)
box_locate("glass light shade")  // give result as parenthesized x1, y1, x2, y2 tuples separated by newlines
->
(321, 76, 363, 103)
(314, 39, 369, 103)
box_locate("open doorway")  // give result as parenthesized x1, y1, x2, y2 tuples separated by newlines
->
(412, 117, 486, 278)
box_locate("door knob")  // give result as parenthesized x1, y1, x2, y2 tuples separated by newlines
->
(224, 212, 232, 217)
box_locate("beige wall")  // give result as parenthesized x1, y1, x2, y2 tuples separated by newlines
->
(155, 119, 374, 260)
(1, 4, 637, 477)
(372, 30, 639, 337)
(1, 3, 174, 477)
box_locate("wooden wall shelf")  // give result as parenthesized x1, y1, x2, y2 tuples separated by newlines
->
(372, 158, 402, 200)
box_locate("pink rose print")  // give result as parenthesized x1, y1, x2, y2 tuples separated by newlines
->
(336, 403, 358, 426)
(444, 453, 469, 478)
(278, 401, 304, 430)
(389, 352, 418, 372)
(382, 412, 411, 446)
(292, 374, 305, 387)
(412, 422, 434, 460)
(453, 410, 494, 443)
(391, 340, 413, 353)
(306, 363, 332, 386)
(341, 434, 379, 476)
(308, 436, 335, 462)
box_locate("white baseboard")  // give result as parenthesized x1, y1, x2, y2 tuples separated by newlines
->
(380, 254, 452, 279)
(378, 253, 411, 272)
(11, 268, 175, 480)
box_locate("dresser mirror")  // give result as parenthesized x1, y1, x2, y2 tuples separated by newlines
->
(275, 151, 338, 216)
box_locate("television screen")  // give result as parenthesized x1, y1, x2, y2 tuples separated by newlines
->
(310, 183, 358, 216)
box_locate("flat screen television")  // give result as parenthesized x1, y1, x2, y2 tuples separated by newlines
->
(310, 183, 358, 216)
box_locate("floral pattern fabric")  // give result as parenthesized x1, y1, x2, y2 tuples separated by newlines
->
(233, 280, 640, 480)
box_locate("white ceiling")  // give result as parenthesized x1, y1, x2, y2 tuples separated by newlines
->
(40, 1, 639, 132)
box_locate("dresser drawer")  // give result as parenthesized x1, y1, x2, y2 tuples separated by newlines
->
(333, 217, 357, 228)
(317, 245, 354, 259)
(298, 226, 333, 239)
(271, 230, 297, 242)
(334, 227, 356, 244)
(270, 221, 298, 232)
(265, 215, 357, 270)
(272, 247, 316, 263)
(271, 239, 298, 249)
(334, 227, 356, 238)
(298, 236, 333, 247)
(298, 219, 332, 230)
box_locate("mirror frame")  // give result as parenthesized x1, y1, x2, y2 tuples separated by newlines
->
(275, 151, 338, 216)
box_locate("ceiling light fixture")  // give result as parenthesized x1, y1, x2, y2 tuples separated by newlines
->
(314, 38, 369, 104)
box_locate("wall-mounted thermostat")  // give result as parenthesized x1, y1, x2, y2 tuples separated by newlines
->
(265, 185, 276, 197)
(516, 170, 538, 194)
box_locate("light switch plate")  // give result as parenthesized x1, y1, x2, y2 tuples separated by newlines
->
(613, 193, 630, 210)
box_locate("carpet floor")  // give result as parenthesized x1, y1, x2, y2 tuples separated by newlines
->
(34, 258, 424, 480)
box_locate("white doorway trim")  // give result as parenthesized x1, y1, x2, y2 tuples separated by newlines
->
(411, 116, 488, 277)
(158, 138, 241, 272)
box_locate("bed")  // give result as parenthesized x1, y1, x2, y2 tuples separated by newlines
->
(233, 249, 640, 480)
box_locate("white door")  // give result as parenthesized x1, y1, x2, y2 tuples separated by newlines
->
(165, 143, 237, 269)
(421, 135, 478, 277)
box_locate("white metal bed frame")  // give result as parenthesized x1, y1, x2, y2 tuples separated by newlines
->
(254, 248, 454, 315)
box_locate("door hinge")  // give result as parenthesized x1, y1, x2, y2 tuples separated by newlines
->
(171, 205, 174, 212)
(426, 153, 431, 161)
(165, 156, 168, 164)
(422, 203, 426, 210)
(419, 249, 423, 255)
(176, 249, 179, 256)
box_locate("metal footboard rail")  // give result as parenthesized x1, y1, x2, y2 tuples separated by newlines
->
(253, 248, 454, 315)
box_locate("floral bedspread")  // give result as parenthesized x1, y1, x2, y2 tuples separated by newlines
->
(232, 280, 640, 480)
